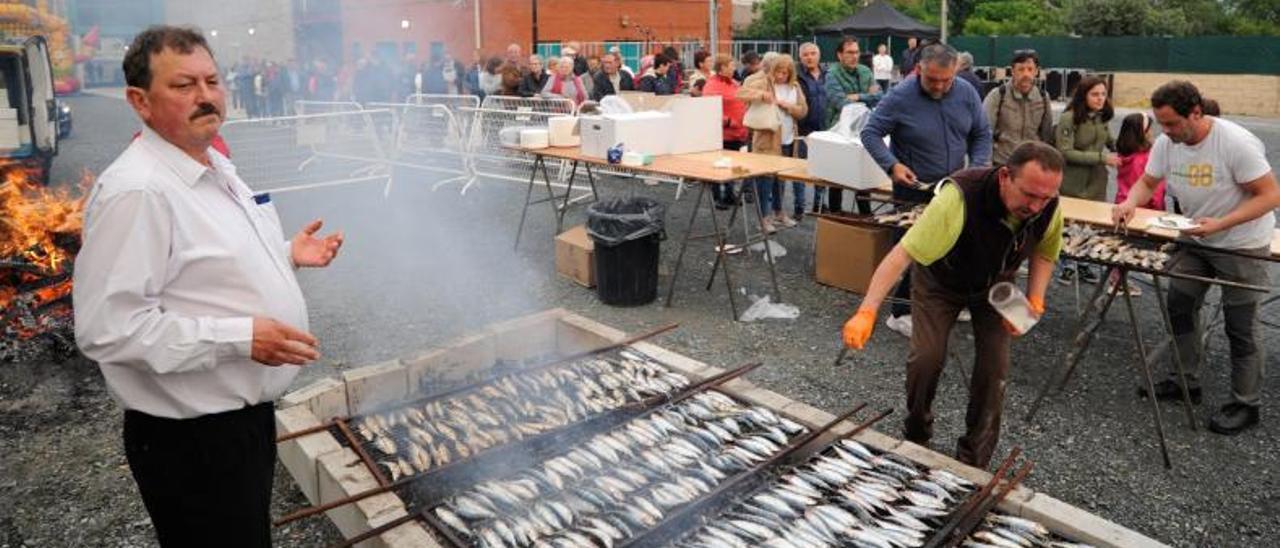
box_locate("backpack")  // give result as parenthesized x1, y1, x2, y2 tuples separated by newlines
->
(993, 83, 1052, 144)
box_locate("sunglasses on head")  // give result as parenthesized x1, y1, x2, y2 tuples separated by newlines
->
(1012, 49, 1039, 62)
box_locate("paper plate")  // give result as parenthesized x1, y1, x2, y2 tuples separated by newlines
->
(1148, 215, 1201, 231)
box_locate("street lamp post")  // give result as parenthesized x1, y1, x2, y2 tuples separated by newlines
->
(783, 0, 790, 41)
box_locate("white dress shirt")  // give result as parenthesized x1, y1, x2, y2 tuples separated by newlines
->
(74, 127, 308, 419)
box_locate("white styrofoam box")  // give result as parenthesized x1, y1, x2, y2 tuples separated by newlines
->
(520, 128, 549, 148)
(806, 130, 891, 190)
(579, 111, 672, 158)
(617, 95, 721, 155)
(662, 96, 722, 154)
(500, 125, 543, 147)
(548, 116, 580, 147)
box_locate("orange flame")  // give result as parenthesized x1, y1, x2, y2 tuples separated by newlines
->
(0, 167, 89, 275)
(0, 167, 91, 326)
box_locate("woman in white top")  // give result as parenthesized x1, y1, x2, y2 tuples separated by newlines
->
(872, 43, 894, 91)
(736, 54, 808, 231)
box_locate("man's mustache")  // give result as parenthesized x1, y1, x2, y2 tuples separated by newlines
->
(190, 103, 220, 121)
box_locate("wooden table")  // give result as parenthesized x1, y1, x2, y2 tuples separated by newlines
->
(1059, 196, 1280, 258)
(510, 145, 808, 319)
(774, 165, 892, 194)
(779, 168, 1280, 257)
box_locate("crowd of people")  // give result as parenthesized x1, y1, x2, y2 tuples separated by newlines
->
(503, 36, 1273, 461)
(226, 57, 338, 118)
(259, 40, 1273, 452)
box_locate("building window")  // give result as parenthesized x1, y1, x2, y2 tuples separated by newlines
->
(535, 42, 561, 61)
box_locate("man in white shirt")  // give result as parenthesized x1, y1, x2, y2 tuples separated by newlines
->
(73, 26, 343, 546)
(1114, 80, 1279, 435)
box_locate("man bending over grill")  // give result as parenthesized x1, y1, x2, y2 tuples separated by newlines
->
(842, 142, 1065, 468)
(1115, 81, 1279, 435)
(73, 26, 343, 547)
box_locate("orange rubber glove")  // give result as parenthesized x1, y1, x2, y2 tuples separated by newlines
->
(1004, 295, 1047, 336)
(843, 309, 877, 349)
(1028, 294, 1045, 317)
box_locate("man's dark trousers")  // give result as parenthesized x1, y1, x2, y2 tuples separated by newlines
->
(904, 263, 1012, 468)
(124, 402, 276, 547)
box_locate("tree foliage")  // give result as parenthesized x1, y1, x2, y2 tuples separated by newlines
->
(741, 0, 853, 39)
(962, 0, 1066, 35)
(877, 0, 1280, 37)
(1065, 0, 1150, 36)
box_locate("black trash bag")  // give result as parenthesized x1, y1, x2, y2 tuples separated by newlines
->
(586, 197, 666, 247)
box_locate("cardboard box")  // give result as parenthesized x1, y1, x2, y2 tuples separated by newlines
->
(555, 225, 595, 287)
(815, 217, 895, 294)
(579, 111, 672, 158)
(807, 130, 890, 190)
(619, 94, 722, 154)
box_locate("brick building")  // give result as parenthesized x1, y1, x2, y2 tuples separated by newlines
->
(339, 0, 733, 70)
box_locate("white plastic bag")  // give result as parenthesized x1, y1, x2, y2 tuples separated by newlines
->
(740, 295, 800, 322)
(830, 103, 872, 138)
(747, 240, 787, 262)
(599, 95, 634, 115)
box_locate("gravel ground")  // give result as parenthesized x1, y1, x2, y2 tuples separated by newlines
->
(3, 93, 1280, 547)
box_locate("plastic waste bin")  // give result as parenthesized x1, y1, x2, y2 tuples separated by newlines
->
(586, 198, 665, 306)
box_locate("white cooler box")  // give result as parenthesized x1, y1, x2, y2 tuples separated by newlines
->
(579, 112, 672, 158)
(548, 116, 580, 147)
(618, 94, 722, 154)
(806, 131, 890, 190)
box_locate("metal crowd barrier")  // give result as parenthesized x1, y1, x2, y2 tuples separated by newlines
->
(228, 94, 685, 200)
(220, 109, 395, 194)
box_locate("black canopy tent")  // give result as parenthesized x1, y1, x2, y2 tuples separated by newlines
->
(812, 1, 939, 65)
(813, 0, 939, 39)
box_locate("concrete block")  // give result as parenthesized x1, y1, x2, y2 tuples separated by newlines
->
(848, 427, 902, 454)
(343, 359, 408, 415)
(372, 513, 440, 548)
(629, 341, 714, 379)
(487, 309, 565, 362)
(732, 386, 796, 413)
(556, 313, 624, 354)
(718, 377, 756, 395)
(1015, 492, 1168, 548)
(781, 400, 836, 429)
(317, 449, 379, 539)
(404, 347, 451, 396)
(892, 440, 991, 487)
(317, 448, 406, 541)
(276, 405, 344, 505)
(431, 333, 498, 387)
(281, 377, 348, 422)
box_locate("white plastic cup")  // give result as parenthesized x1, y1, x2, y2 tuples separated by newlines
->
(989, 281, 1039, 335)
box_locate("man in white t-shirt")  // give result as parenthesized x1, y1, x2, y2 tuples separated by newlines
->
(1114, 80, 1279, 435)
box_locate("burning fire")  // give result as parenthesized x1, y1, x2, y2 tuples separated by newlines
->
(0, 166, 90, 346)
(0, 166, 86, 273)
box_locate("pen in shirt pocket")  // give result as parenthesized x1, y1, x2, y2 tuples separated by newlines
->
(253, 192, 271, 205)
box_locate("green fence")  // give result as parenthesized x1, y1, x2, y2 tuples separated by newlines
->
(949, 36, 1280, 75)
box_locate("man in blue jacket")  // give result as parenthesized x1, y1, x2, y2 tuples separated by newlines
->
(795, 42, 827, 220)
(861, 43, 993, 339)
